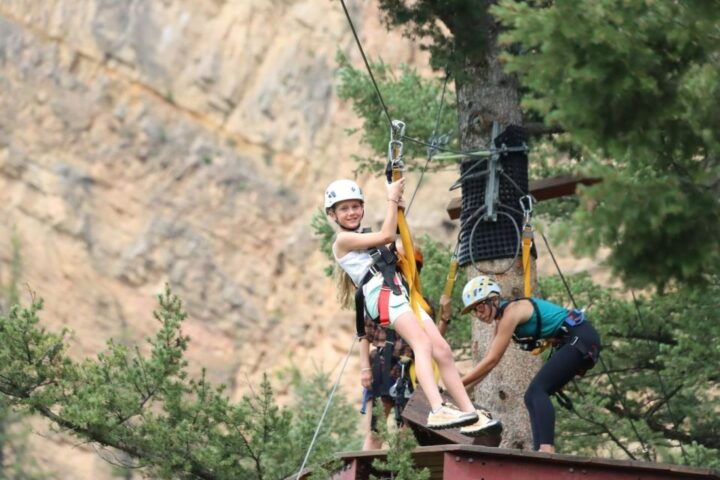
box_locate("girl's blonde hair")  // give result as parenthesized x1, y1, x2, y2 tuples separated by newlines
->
(335, 267, 356, 309)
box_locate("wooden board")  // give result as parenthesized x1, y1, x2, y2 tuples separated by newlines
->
(446, 175, 602, 220)
(401, 387, 502, 447)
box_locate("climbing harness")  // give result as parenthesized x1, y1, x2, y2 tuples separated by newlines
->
(501, 297, 552, 355)
(353, 233, 403, 338)
(389, 355, 414, 426)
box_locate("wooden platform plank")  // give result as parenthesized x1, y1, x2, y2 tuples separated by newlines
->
(401, 387, 502, 447)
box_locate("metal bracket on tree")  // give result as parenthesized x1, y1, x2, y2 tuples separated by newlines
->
(483, 121, 503, 222)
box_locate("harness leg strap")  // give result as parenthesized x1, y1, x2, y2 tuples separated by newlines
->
(378, 286, 392, 327)
(355, 286, 367, 338)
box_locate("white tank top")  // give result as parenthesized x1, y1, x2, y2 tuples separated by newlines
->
(333, 243, 374, 286)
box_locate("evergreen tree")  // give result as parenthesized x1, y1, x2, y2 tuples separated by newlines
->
(538, 273, 720, 467)
(0, 233, 45, 480)
(336, 0, 720, 465)
(0, 288, 360, 479)
(493, 0, 720, 289)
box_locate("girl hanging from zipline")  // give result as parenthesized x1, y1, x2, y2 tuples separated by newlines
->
(324, 177, 496, 433)
(459, 275, 602, 452)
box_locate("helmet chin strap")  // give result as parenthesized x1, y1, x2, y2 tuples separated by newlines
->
(492, 297, 502, 320)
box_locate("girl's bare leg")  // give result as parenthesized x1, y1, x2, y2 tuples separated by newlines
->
(392, 312, 443, 410)
(419, 311, 475, 412)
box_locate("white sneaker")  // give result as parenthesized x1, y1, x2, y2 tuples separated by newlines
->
(427, 404, 479, 429)
(460, 409, 502, 437)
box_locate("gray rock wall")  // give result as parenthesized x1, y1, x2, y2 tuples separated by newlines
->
(0, 1, 445, 477)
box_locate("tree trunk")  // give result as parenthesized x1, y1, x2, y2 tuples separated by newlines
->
(456, 35, 541, 450)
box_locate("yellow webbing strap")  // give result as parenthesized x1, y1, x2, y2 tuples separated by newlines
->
(392, 168, 437, 385)
(392, 170, 430, 321)
(435, 258, 458, 324)
(522, 224, 533, 297)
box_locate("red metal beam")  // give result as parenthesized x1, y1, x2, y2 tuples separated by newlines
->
(298, 445, 720, 480)
(328, 459, 358, 480)
(441, 449, 717, 480)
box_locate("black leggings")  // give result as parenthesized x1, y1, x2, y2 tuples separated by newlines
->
(524, 321, 601, 450)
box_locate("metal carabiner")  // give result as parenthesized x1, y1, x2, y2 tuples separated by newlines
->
(390, 119, 406, 142)
(388, 120, 406, 170)
(519, 194, 534, 225)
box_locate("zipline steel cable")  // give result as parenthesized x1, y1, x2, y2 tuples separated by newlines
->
(339, 0, 450, 218)
(338, 0, 393, 130)
(295, 336, 358, 480)
(405, 71, 450, 215)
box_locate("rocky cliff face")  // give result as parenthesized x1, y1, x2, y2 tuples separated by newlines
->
(0, 1, 603, 478)
(0, 1, 449, 477)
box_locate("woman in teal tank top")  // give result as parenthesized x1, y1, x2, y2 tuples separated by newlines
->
(459, 275, 601, 453)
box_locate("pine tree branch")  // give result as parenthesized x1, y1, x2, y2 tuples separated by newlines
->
(606, 330, 678, 345)
(644, 384, 683, 418)
(32, 404, 219, 480)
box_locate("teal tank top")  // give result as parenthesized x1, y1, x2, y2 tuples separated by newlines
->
(508, 298, 568, 339)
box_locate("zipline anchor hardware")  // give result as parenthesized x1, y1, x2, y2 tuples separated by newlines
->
(484, 121, 502, 222)
(520, 194, 535, 297)
(387, 119, 406, 180)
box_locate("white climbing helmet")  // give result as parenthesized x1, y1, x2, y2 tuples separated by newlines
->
(461, 275, 502, 314)
(324, 179, 364, 211)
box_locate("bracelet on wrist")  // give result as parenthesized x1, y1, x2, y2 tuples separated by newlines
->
(361, 367, 371, 372)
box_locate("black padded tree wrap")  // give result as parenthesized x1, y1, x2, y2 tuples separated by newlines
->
(457, 125, 528, 267)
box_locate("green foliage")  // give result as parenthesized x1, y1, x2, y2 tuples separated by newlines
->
(493, 0, 720, 289)
(369, 403, 429, 480)
(377, 0, 490, 73)
(0, 288, 360, 479)
(277, 367, 361, 472)
(336, 51, 458, 175)
(0, 229, 22, 313)
(0, 399, 45, 480)
(0, 233, 46, 480)
(348, 0, 720, 469)
(310, 209, 336, 277)
(570, 168, 718, 290)
(537, 274, 720, 467)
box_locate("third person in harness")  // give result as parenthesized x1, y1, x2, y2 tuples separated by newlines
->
(459, 275, 602, 453)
